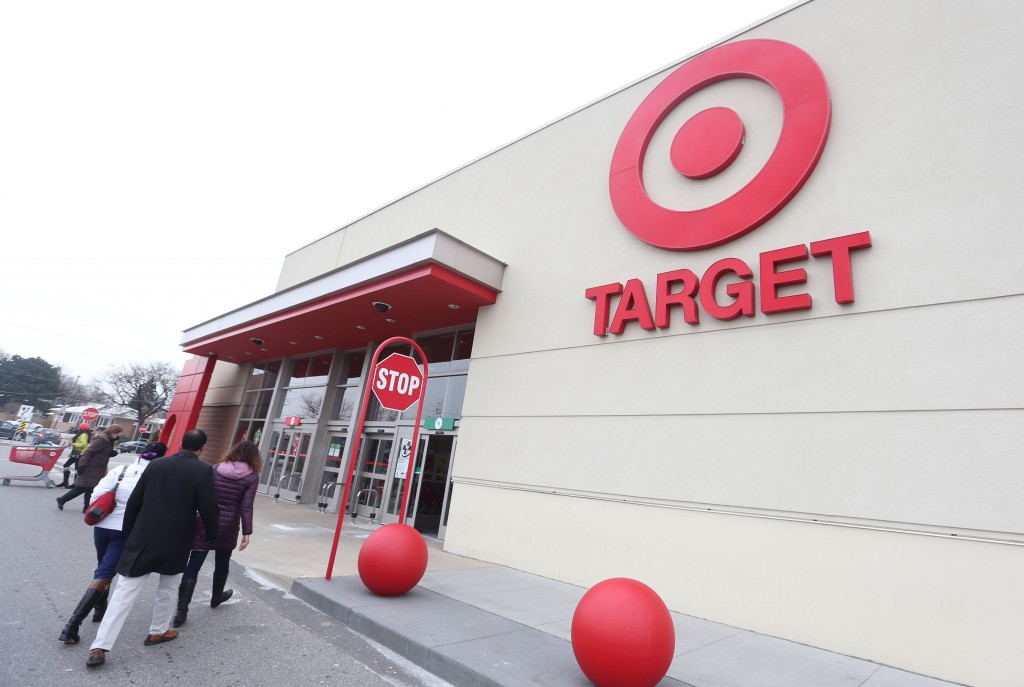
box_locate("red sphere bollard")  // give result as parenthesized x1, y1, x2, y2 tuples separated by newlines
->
(571, 578, 675, 687)
(357, 523, 428, 596)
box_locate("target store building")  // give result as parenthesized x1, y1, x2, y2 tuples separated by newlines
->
(167, 2, 1022, 684)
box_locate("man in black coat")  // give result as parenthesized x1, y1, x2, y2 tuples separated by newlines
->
(86, 429, 219, 668)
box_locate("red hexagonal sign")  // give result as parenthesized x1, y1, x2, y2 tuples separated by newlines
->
(371, 353, 424, 412)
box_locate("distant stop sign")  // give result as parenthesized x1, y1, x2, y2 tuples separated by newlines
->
(82, 407, 100, 422)
(372, 354, 424, 412)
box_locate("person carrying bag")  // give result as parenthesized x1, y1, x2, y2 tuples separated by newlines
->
(84, 466, 128, 526)
(56, 425, 122, 512)
(57, 442, 167, 646)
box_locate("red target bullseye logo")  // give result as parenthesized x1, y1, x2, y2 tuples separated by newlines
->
(609, 39, 831, 251)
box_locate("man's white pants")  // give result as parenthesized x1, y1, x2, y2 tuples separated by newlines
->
(91, 572, 182, 651)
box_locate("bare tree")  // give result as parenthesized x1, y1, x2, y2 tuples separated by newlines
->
(96, 362, 179, 433)
(298, 391, 323, 419)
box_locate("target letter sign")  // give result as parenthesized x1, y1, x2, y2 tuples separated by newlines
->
(372, 353, 424, 412)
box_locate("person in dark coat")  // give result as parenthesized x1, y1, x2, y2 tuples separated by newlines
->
(173, 440, 260, 627)
(86, 429, 219, 668)
(56, 425, 123, 512)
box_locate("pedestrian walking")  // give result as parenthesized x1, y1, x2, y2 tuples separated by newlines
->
(57, 442, 168, 645)
(56, 423, 93, 489)
(56, 425, 123, 512)
(173, 440, 260, 627)
(86, 429, 219, 668)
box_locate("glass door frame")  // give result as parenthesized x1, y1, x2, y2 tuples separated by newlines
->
(351, 433, 394, 521)
(380, 426, 418, 525)
(258, 424, 314, 502)
(410, 433, 458, 541)
(276, 429, 312, 502)
(436, 435, 457, 540)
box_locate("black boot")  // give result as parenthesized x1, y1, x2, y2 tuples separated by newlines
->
(173, 578, 197, 628)
(57, 487, 85, 511)
(58, 587, 104, 644)
(210, 575, 233, 608)
(92, 587, 109, 623)
(56, 470, 70, 488)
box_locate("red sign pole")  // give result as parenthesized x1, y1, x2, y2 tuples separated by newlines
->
(325, 336, 428, 581)
(398, 341, 428, 523)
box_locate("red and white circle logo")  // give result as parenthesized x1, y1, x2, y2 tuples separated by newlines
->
(609, 39, 831, 251)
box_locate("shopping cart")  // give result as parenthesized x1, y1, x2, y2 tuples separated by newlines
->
(1, 445, 70, 488)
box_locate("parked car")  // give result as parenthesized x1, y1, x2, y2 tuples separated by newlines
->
(118, 440, 149, 454)
(0, 420, 18, 440)
(29, 428, 64, 445)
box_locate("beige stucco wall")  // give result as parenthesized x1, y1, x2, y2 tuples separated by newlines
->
(270, 1, 1023, 684)
(204, 359, 247, 406)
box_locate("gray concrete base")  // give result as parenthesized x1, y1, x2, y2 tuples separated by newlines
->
(293, 576, 665, 687)
(293, 568, 961, 687)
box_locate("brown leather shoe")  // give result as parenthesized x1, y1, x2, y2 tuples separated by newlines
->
(86, 648, 106, 667)
(143, 629, 178, 646)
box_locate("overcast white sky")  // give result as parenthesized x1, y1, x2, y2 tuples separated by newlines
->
(0, 0, 792, 384)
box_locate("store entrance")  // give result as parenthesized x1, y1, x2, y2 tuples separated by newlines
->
(351, 434, 393, 522)
(349, 429, 457, 536)
(407, 435, 455, 538)
(351, 427, 417, 525)
(259, 427, 314, 502)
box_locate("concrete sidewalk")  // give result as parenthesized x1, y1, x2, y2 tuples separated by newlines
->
(238, 495, 962, 687)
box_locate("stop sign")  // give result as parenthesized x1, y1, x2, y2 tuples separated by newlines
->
(372, 354, 424, 412)
(82, 407, 100, 422)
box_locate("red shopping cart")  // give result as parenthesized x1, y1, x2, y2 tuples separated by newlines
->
(1, 445, 69, 488)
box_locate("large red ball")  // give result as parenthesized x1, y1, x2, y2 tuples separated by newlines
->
(571, 578, 676, 687)
(357, 523, 428, 596)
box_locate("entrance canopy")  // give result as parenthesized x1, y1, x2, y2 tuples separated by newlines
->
(180, 230, 505, 363)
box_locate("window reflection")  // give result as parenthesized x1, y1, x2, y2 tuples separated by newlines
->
(420, 332, 455, 374)
(288, 354, 332, 387)
(452, 330, 473, 372)
(445, 375, 467, 417)
(331, 388, 358, 422)
(279, 387, 327, 421)
(246, 361, 280, 391)
(367, 394, 399, 422)
(345, 352, 365, 385)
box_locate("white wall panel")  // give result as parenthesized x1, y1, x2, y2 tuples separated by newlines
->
(463, 296, 1022, 417)
(455, 410, 1023, 535)
(445, 484, 1024, 687)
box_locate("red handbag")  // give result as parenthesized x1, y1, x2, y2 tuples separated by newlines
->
(84, 466, 128, 526)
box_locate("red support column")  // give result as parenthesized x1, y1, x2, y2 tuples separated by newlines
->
(160, 355, 216, 453)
